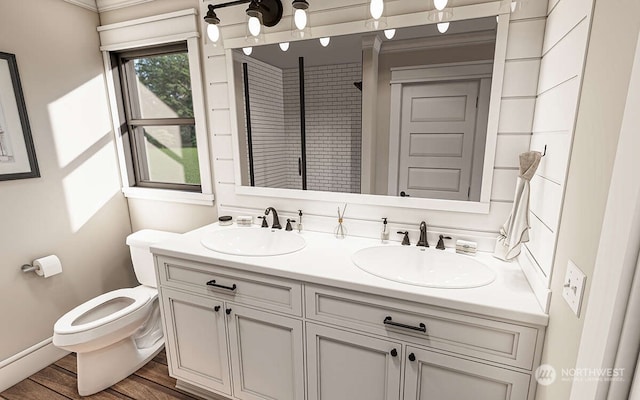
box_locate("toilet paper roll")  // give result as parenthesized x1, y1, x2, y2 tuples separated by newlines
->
(34, 255, 62, 278)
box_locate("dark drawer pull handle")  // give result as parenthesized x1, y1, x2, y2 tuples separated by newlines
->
(408, 353, 416, 362)
(226, 308, 232, 315)
(390, 348, 398, 357)
(383, 316, 426, 333)
(214, 306, 221, 312)
(206, 280, 237, 292)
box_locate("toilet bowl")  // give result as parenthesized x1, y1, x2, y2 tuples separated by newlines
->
(53, 230, 178, 396)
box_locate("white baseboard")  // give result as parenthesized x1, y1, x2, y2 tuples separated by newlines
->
(0, 337, 70, 392)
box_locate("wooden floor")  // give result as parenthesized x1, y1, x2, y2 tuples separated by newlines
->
(0, 350, 202, 400)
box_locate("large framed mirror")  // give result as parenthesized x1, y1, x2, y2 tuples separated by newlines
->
(227, 2, 510, 213)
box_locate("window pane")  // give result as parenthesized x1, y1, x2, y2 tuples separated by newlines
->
(138, 125, 201, 185)
(131, 53, 194, 119)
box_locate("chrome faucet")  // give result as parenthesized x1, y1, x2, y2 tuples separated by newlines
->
(264, 207, 282, 229)
(417, 221, 429, 247)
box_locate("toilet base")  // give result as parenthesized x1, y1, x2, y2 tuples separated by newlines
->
(76, 335, 164, 396)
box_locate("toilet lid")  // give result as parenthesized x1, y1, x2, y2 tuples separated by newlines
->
(54, 288, 152, 335)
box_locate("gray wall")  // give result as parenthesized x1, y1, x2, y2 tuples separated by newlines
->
(0, 0, 134, 361)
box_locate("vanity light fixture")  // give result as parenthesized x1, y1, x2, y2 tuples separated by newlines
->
(243, 46, 253, 55)
(437, 22, 450, 33)
(279, 42, 290, 51)
(366, 0, 387, 30)
(384, 29, 396, 39)
(246, 1, 264, 43)
(319, 37, 331, 47)
(292, 0, 311, 39)
(203, 0, 284, 45)
(204, 5, 221, 45)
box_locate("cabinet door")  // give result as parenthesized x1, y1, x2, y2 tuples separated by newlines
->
(306, 323, 402, 400)
(160, 288, 232, 396)
(403, 347, 531, 400)
(226, 304, 304, 400)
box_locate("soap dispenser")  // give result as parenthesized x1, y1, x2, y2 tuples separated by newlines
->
(381, 218, 389, 243)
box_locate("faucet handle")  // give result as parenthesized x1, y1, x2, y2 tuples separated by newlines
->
(286, 219, 296, 231)
(258, 216, 268, 228)
(436, 235, 452, 250)
(397, 231, 410, 246)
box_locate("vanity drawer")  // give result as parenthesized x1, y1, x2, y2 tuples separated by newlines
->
(157, 256, 303, 316)
(305, 285, 540, 370)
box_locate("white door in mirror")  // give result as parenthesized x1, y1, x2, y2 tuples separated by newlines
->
(398, 81, 482, 200)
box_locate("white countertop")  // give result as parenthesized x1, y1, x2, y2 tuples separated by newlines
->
(151, 223, 549, 326)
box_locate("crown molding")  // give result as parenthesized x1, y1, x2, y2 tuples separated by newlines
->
(63, 0, 98, 13)
(96, 0, 155, 12)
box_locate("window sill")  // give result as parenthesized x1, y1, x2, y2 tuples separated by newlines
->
(122, 187, 215, 206)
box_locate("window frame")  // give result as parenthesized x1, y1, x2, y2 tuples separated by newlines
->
(98, 9, 214, 206)
(116, 43, 201, 192)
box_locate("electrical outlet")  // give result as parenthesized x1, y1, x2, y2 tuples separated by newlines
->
(562, 260, 587, 317)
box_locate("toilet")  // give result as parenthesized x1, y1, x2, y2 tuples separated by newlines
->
(53, 229, 178, 396)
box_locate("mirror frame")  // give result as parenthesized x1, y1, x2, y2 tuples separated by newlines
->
(225, 1, 511, 214)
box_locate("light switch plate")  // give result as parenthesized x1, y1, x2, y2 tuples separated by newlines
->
(563, 260, 587, 317)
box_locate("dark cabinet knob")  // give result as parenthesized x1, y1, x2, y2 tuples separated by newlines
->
(408, 353, 416, 362)
(390, 349, 398, 357)
(214, 306, 221, 312)
(225, 308, 232, 315)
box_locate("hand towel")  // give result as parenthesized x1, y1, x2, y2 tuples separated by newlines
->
(494, 151, 542, 261)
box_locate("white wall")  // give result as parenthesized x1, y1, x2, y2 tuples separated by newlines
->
(519, 0, 595, 307)
(0, 0, 133, 377)
(204, 0, 549, 249)
(534, 0, 640, 398)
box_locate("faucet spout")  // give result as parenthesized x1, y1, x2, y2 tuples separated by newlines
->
(417, 221, 429, 247)
(265, 207, 282, 229)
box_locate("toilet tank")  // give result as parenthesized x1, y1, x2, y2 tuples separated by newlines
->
(126, 230, 180, 288)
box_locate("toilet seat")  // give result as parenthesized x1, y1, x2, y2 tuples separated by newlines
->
(54, 287, 152, 335)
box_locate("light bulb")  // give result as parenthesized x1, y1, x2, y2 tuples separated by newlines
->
(370, 0, 384, 20)
(294, 9, 308, 30)
(248, 16, 261, 37)
(207, 24, 220, 43)
(434, 0, 448, 11)
(320, 37, 331, 47)
(437, 22, 450, 33)
(384, 29, 396, 39)
(243, 47, 253, 55)
(279, 42, 290, 51)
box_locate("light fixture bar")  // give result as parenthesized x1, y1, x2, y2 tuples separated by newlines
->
(205, 0, 283, 27)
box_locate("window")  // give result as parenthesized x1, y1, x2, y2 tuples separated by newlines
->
(114, 43, 201, 191)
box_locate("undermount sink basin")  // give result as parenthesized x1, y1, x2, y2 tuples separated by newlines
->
(201, 228, 306, 256)
(352, 246, 496, 288)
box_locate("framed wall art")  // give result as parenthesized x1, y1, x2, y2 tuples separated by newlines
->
(0, 51, 39, 181)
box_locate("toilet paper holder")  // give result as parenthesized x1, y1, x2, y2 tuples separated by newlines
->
(21, 264, 39, 273)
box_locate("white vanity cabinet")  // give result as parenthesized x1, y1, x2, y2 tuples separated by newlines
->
(160, 287, 232, 396)
(156, 256, 305, 400)
(155, 255, 544, 400)
(403, 347, 530, 400)
(306, 323, 403, 400)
